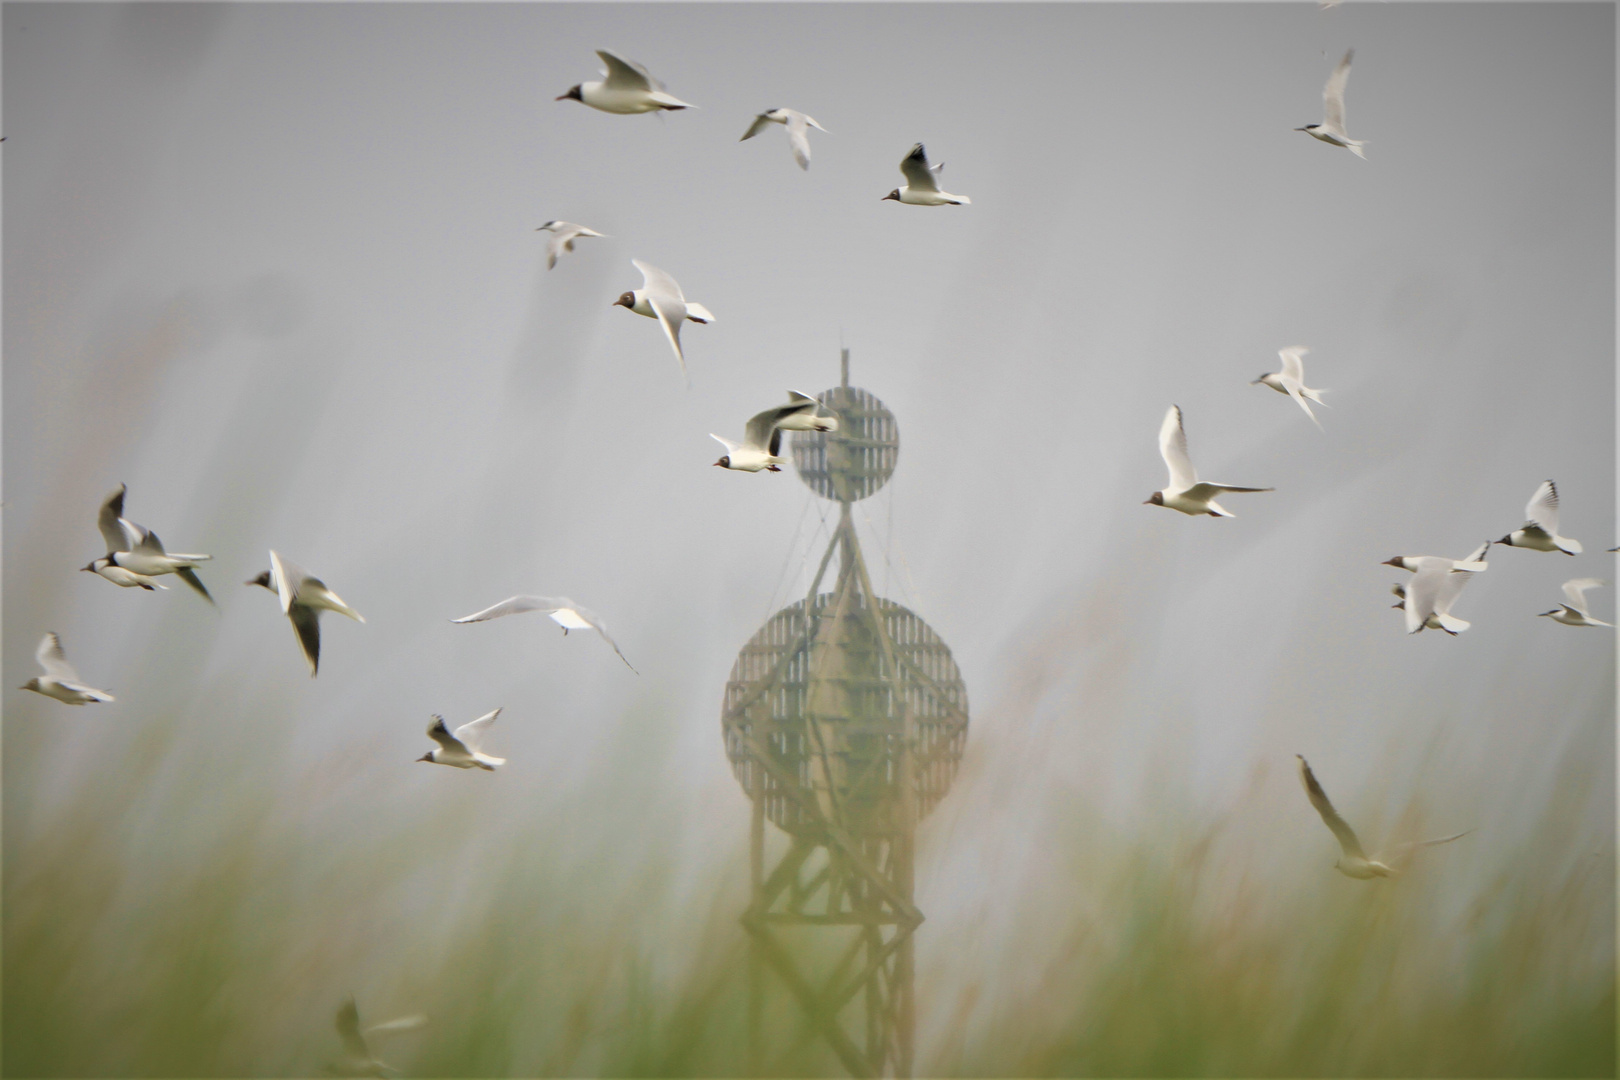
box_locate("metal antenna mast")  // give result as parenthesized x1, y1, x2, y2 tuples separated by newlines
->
(723, 349, 969, 1077)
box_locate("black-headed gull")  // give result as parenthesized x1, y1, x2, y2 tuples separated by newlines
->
(713, 393, 836, 473)
(20, 632, 114, 705)
(1144, 405, 1273, 517)
(418, 710, 506, 770)
(882, 143, 970, 206)
(1389, 551, 1487, 636)
(1539, 578, 1612, 628)
(1251, 347, 1327, 429)
(556, 49, 694, 114)
(1296, 49, 1366, 158)
(327, 997, 426, 1078)
(246, 551, 366, 677)
(740, 108, 828, 170)
(85, 484, 212, 601)
(613, 260, 714, 382)
(1496, 480, 1583, 555)
(1298, 756, 1468, 879)
(536, 221, 606, 270)
(1382, 541, 1490, 577)
(451, 596, 637, 673)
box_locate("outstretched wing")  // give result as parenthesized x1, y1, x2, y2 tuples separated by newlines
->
(290, 603, 322, 677)
(596, 49, 657, 92)
(1405, 560, 1451, 633)
(1278, 347, 1309, 382)
(784, 112, 814, 170)
(1524, 480, 1560, 534)
(451, 596, 569, 623)
(427, 715, 465, 754)
(1562, 578, 1605, 617)
(898, 143, 940, 194)
(453, 708, 501, 753)
(36, 632, 81, 682)
(565, 604, 638, 674)
(1297, 755, 1367, 859)
(740, 113, 774, 141)
(98, 484, 129, 552)
(645, 292, 688, 380)
(175, 567, 214, 604)
(632, 259, 685, 303)
(744, 401, 814, 450)
(335, 998, 371, 1062)
(1323, 49, 1353, 132)
(1158, 405, 1198, 490)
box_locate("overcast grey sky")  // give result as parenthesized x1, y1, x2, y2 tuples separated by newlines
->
(4, 2, 1614, 1072)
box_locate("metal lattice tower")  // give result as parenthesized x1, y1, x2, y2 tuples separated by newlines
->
(722, 350, 969, 1078)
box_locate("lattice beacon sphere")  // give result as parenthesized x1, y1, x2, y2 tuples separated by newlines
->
(721, 594, 969, 837)
(791, 387, 899, 502)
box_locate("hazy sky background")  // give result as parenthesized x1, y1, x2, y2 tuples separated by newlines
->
(4, 2, 1614, 1072)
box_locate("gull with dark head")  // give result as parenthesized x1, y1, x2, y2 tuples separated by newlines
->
(613, 260, 714, 382)
(1539, 578, 1612, 628)
(740, 108, 828, 170)
(1144, 405, 1273, 517)
(536, 221, 606, 270)
(247, 551, 366, 677)
(1385, 544, 1489, 635)
(1251, 347, 1328, 429)
(713, 392, 837, 473)
(20, 632, 114, 705)
(418, 710, 506, 770)
(1296, 49, 1366, 158)
(555, 49, 694, 114)
(452, 596, 637, 673)
(1298, 755, 1469, 879)
(326, 996, 426, 1078)
(1496, 480, 1582, 555)
(84, 483, 212, 601)
(882, 143, 970, 206)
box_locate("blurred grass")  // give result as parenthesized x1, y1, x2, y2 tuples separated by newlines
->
(4, 693, 1612, 1078)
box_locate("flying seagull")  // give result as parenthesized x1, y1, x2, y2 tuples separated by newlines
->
(613, 260, 714, 382)
(536, 221, 606, 270)
(326, 996, 426, 1078)
(1297, 755, 1468, 879)
(452, 596, 637, 673)
(83, 483, 212, 601)
(1296, 49, 1366, 158)
(882, 143, 971, 206)
(1251, 347, 1328, 429)
(20, 632, 114, 705)
(1382, 540, 1490, 577)
(418, 710, 506, 770)
(1496, 480, 1582, 555)
(1538, 578, 1612, 628)
(713, 393, 837, 472)
(246, 551, 366, 677)
(1144, 405, 1273, 517)
(740, 108, 828, 170)
(556, 49, 695, 114)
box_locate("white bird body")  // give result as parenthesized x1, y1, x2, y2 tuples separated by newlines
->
(84, 556, 168, 590)
(86, 484, 212, 601)
(452, 595, 637, 673)
(419, 709, 506, 770)
(1498, 480, 1583, 554)
(1540, 578, 1612, 627)
(1252, 347, 1328, 428)
(247, 551, 365, 677)
(556, 50, 694, 114)
(1297, 756, 1469, 879)
(1297, 49, 1366, 158)
(614, 260, 712, 381)
(740, 108, 828, 170)
(536, 221, 606, 270)
(882, 143, 970, 205)
(21, 632, 114, 705)
(1144, 405, 1272, 517)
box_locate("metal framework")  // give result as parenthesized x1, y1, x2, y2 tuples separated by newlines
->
(721, 353, 968, 1078)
